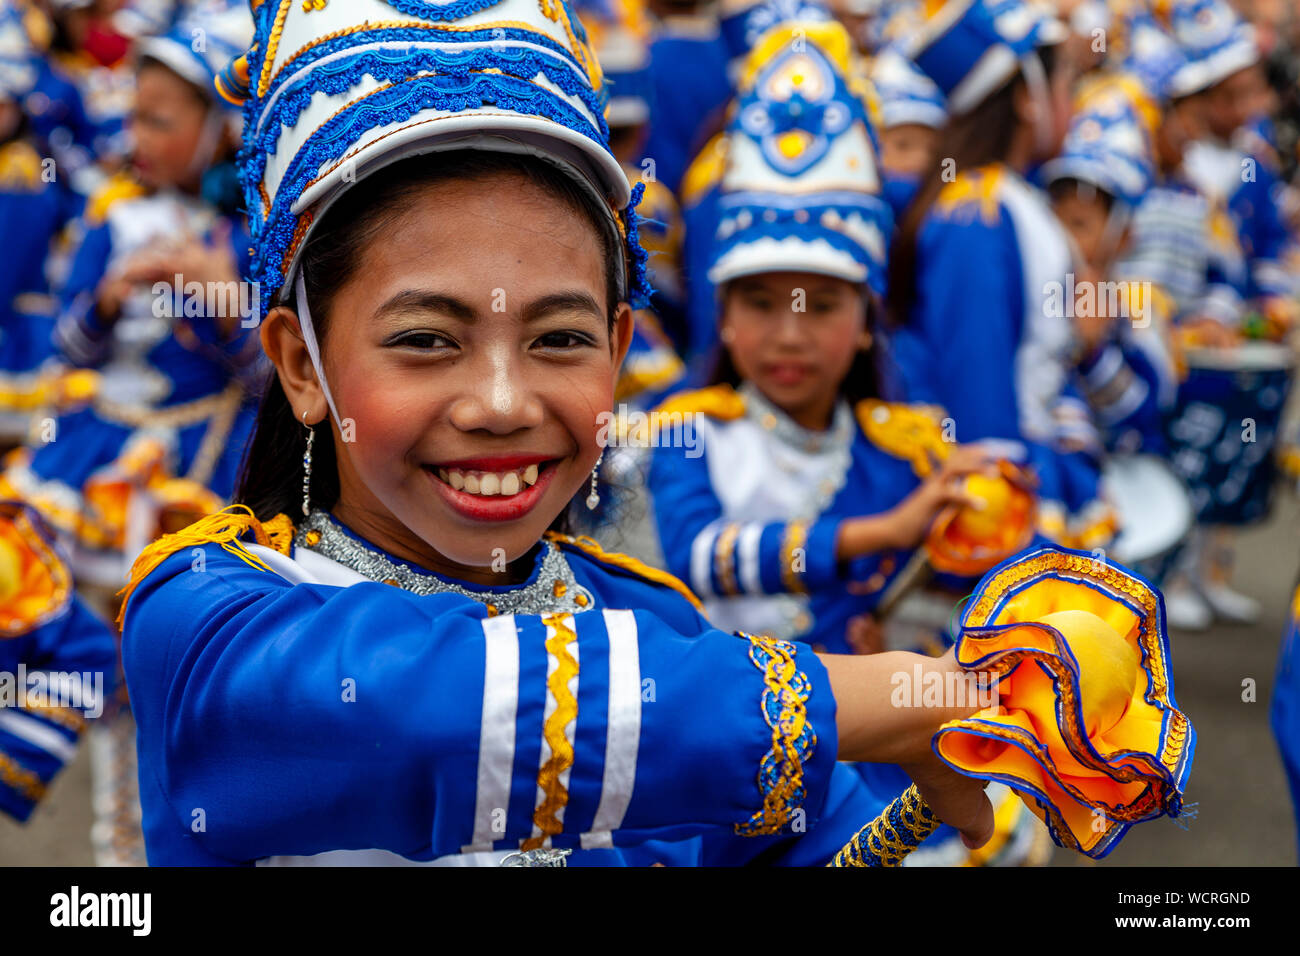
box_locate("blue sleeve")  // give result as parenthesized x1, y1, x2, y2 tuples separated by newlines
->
(51, 222, 114, 367)
(1234, 164, 1295, 299)
(647, 439, 845, 600)
(904, 210, 1024, 442)
(699, 762, 895, 866)
(121, 545, 841, 864)
(0, 597, 118, 823)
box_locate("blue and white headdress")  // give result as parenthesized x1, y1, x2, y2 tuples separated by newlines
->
(1166, 0, 1257, 98)
(902, 0, 1066, 115)
(1042, 91, 1155, 209)
(218, 0, 649, 427)
(719, 0, 832, 75)
(708, 20, 893, 295)
(1119, 9, 1187, 103)
(0, 0, 37, 101)
(138, 0, 253, 112)
(869, 45, 945, 129)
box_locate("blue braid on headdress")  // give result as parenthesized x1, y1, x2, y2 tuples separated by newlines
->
(244, 71, 612, 312)
(622, 180, 653, 310)
(256, 25, 606, 119)
(248, 43, 608, 179)
(385, 0, 510, 21)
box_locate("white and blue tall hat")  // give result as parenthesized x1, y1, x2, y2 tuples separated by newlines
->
(719, 0, 833, 75)
(218, 0, 647, 331)
(0, 0, 37, 101)
(903, 0, 1066, 115)
(138, 0, 253, 111)
(1041, 89, 1155, 209)
(708, 20, 893, 295)
(1119, 9, 1187, 103)
(869, 45, 945, 129)
(1166, 0, 1257, 98)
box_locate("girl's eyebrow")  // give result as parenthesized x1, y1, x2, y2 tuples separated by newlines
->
(373, 290, 477, 322)
(521, 291, 603, 323)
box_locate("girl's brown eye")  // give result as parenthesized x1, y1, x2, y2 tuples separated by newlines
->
(534, 330, 594, 349)
(389, 331, 454, 350)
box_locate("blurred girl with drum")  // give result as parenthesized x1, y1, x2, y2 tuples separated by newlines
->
(884, 0, 1119, 555)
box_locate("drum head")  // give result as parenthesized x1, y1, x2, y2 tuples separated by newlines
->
(1102, 455, 1195, 567)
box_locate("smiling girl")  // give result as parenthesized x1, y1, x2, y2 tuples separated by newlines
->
(109, 1, 1013, 867)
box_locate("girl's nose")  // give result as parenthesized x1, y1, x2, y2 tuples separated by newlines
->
(446, 346, 545, 434)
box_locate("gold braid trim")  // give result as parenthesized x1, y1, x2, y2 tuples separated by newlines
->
(546, 533, 703, 611)
(735, 635, 814, 836)
(20, 701, 86, 735)
(828, 784, 939, 867)
(713, 522, 741, 597)
(779, 521, 809, 594)
(116, 505, 281, 630)
(521, 613, 580, 850)
(256, 0, 296, 98)
(0, 750, 45, 803)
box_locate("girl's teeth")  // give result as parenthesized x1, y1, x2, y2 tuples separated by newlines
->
(440, 464, 545, 496)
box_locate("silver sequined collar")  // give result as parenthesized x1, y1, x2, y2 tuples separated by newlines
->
(294, 510, 595, 616)
(739, 380, 854, 455)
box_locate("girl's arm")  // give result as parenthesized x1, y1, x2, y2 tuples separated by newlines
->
(647, 437, 849, 598)
(123, 544, 989, 863)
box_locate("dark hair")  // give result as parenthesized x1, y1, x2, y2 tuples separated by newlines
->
(886, 47, 1057, 327)
(1047, 176, 1117, 213)
(236, 150, 624, 524)
(707, 283, 885, 406)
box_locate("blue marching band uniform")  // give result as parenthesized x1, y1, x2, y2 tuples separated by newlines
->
(0, 0, 1294, 863)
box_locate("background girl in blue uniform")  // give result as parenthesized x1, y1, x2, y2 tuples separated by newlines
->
(119, 0, 1000, 867)
(647, 20, 989, 656)
(1, 2, 258, 593)
(884, 0, 1118, 553)
(0, 3, 82, 447)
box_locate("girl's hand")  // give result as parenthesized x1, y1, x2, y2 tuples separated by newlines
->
(900, 751, 994, 849)
(880, 446, 996, 550)
(821, 647, 994, 848)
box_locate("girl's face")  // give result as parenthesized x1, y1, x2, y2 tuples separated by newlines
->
(267, 173, 632, 581)
(721, 271, 868, 430)
(128, 64, 210, 191)
(1052, 187, 1116, 270)
(879, 123, 940, 178)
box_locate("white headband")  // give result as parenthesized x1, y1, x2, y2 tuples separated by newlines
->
(294, 272, 343, 429)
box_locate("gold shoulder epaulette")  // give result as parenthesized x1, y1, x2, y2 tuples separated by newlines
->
(0, 141, 44, 192)
(85, 172, 147, 226)
(116, 506, 295, 628)
(934, 164, 1004, 225)
(854, 399, 950, 478)
(546, 533, 703, 612)
(651, 383, 745, 422)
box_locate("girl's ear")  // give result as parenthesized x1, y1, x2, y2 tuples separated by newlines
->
(610, 301, 635, 374)
(261, 305, 329, 426)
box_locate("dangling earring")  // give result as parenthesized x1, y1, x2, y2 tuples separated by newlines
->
(585, 452, 604, 510)
(301, 411, 315, 517)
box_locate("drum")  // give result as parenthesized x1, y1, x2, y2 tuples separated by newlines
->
(1102, 454, 1195, 585)
(1164, 342, 1296, 526)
